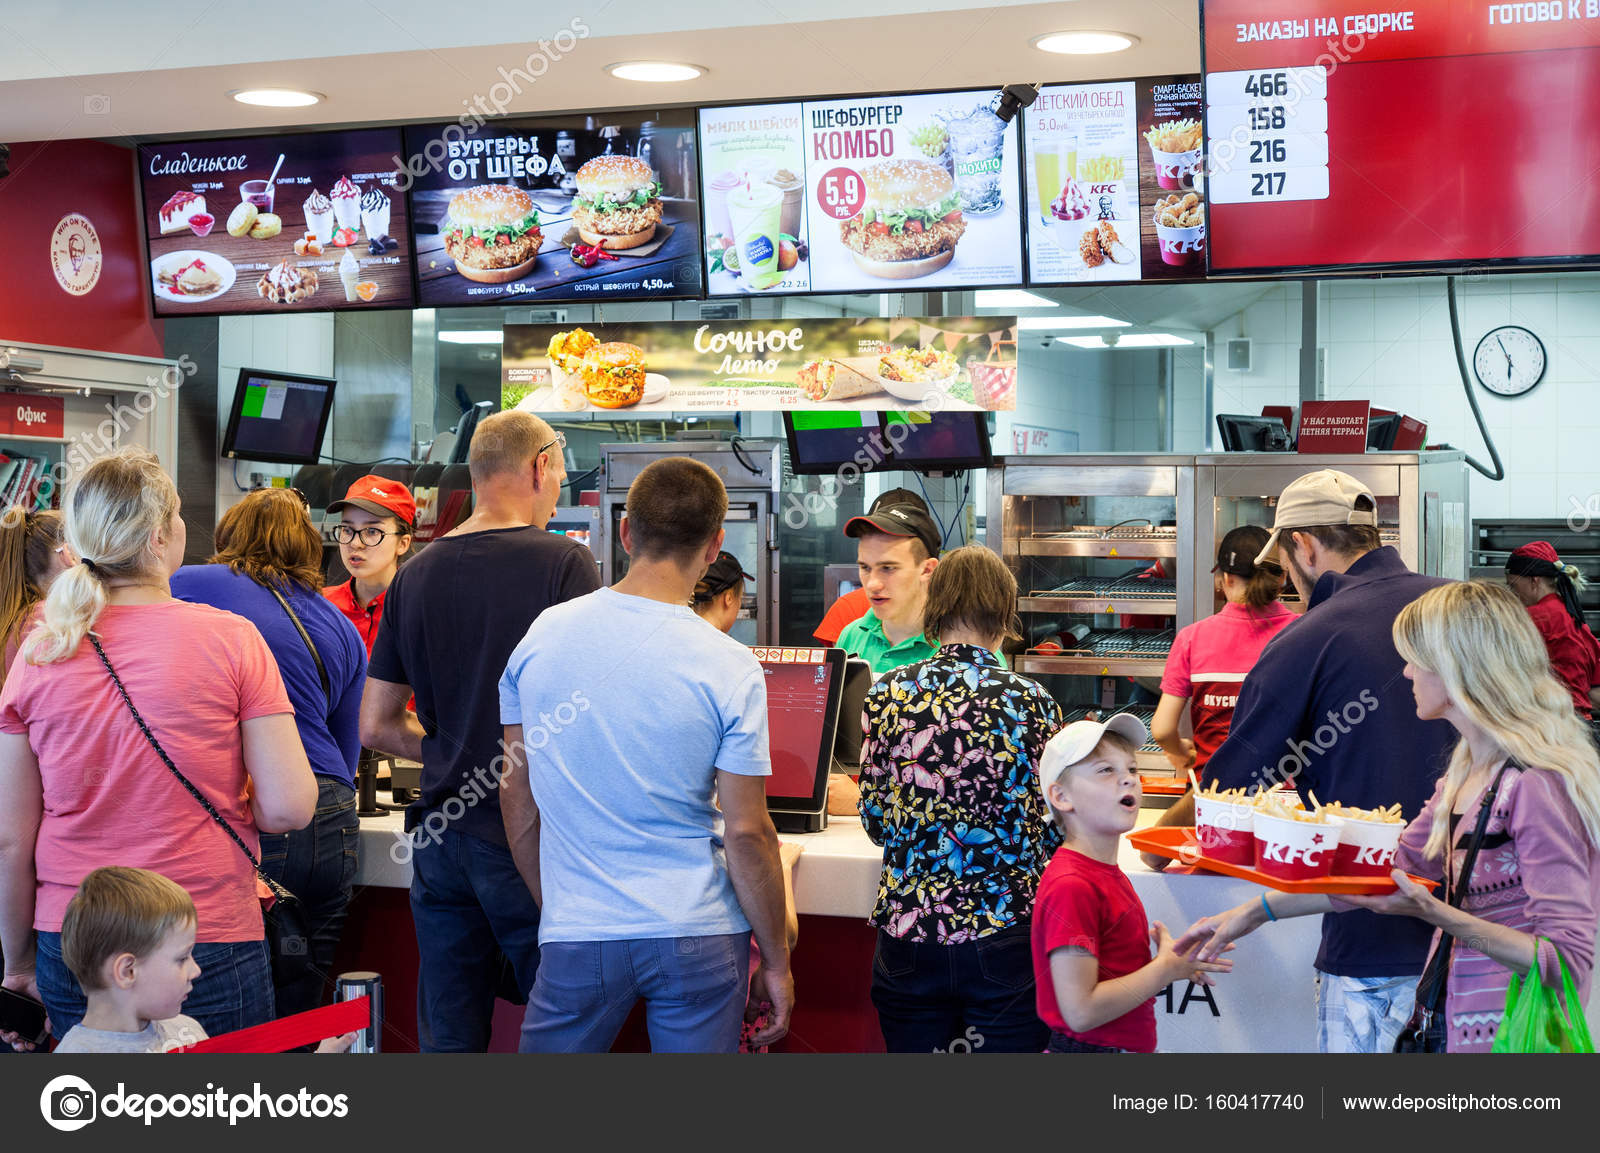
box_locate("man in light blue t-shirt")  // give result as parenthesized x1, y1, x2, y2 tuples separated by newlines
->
(499, 455, 793, 1053)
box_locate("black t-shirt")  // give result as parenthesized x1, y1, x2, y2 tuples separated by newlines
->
(369, 525, 601, 845)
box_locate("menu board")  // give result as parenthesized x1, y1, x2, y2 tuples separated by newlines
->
(138, 129, 413, 316)
(699, 92, 1024, 296)
(403, 112, 700, 305)
(1023, 75, 1208, 283)
(501, 316, 1018, 414)
(1201, 0, 1600, 273)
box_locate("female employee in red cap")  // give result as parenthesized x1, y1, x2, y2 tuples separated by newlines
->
(1505, 541, 1600, 725)
(322, 475, 415, 656)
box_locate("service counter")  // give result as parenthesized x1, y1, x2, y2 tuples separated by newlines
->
(344, 808, 1325, 1052)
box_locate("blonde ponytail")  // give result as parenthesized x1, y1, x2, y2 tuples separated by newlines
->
(24, 449, 178, 665)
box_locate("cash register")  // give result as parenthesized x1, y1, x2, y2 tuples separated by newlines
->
(760, 647, 870, 833)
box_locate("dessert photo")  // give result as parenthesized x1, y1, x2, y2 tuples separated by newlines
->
(405, 113, 701, 305)
(138, 127, 412, 315)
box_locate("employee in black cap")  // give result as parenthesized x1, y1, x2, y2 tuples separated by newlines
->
(692, 551, 754, 635)
(813, 488, 933, 645)
(836, 501, 943, 678)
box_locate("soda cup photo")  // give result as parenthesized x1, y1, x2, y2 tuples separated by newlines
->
(1252, 811, 1343, 882)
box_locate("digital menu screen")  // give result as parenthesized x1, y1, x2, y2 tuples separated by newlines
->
(403, 112, 701, 305)
(1023, 75, 1208, 284)
(1201, 1, 1600, 273)
(138, 128, 413, 316)
(699, 91, 1024, 296)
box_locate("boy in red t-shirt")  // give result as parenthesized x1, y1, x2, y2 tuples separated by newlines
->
(1031, 715, 1232, 1052)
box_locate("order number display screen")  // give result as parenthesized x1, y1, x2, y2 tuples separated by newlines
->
(1200, 0, 1600, 273)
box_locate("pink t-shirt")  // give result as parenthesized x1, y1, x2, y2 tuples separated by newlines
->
(1160, 601, 1296, 774)
(0, 601, 293, 941)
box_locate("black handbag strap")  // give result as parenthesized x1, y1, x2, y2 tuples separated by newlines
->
(1415, 761, 1514, 1017)
(253, 578, 330, 704)
(88, 633, 289, 899)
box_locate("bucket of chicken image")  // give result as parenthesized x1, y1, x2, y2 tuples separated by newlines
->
(1193, 793, 1255, 864)
(1252, 810, 1344, 882)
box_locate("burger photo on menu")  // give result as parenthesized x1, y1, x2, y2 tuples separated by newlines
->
(442, 185, 544, 283)
(403, 113, 702, 305)
(840, 159, 967, 280)
(137, 128, 411, 316)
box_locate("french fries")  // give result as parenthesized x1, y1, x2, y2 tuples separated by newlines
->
(1190, 776, 1404, 824)
(1078, 155, 1126, 182)
(1320, 801, 1406, 825)
(1145, 119, 1202, 153)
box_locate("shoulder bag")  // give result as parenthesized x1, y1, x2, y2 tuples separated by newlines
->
(252, 577, 330, 705)
(88, 633, 308, 965)
(1393, 761, 1514, 1053)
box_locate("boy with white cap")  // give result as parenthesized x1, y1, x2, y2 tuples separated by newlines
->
(1031, 715, 1231, 1053)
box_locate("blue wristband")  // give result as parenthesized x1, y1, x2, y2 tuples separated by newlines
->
(1260, 891, 1277, 922)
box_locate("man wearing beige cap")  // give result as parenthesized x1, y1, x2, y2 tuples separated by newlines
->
(1185, 469, 1455, 1054)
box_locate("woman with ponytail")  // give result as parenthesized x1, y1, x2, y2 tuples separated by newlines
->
(0, 508, 71, 691)
(0, 450, 316, 1045)
(1182, 581, 1600, 1052)
(1505, 541, 1600, 721)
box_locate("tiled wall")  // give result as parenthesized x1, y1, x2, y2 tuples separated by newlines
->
(1209, 272, 1600, 521)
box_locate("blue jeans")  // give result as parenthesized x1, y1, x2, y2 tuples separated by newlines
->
(869, 921, 1048, 1053)
(409, 825, 542, 1052)
(520, 932, 752, 1054)
(258, 776, 359, 1019)
(36, 931, 274, 1040)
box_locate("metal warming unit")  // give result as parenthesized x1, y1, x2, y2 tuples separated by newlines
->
(599, 437, 783, 646)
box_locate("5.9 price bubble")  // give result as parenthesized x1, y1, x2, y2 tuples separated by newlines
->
(816, 167, 866, 221)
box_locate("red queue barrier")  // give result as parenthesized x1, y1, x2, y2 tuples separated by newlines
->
(172, 973, 384, 1054)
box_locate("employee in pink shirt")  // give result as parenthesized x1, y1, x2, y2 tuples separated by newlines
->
(1143, 525, 1295, 867)
(0, 449, 316, 1045)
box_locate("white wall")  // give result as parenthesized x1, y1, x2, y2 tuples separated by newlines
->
(1207, 272, 1600, 521)
(215, 314, 336, 521)
(998, 342, 1118, 454)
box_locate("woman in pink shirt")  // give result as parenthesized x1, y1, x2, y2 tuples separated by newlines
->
(0, 449, 316, 1046)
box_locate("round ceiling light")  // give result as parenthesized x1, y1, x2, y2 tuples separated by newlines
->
(230, 88, 324, 107)
(606, 61, 705, 82)
(1032, 31, 1138, 55)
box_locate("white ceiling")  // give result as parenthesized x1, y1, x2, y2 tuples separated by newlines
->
(0, 0, 1202, 142)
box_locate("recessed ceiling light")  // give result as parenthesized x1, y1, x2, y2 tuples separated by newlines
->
(1059, 335, 1110, 349)
(976, 290, 1058, 310)
(230, 88, 324, 107)
(1115, 333, 1193, 348)
(439, 331, 503, 345)
(1033, 31, 1138, 55)
(607, 61, 705, 82)
(1018, 316, 1131, 331)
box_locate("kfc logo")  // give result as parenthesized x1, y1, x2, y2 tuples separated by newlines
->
(1350, 845, 1395, 868)
(1259, 840, 1328, 868)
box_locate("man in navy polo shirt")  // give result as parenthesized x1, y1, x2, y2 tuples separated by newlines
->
(1192, 469, 1455, 1053)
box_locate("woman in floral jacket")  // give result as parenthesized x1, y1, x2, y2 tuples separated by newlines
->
(858, 546, 1065, 1053)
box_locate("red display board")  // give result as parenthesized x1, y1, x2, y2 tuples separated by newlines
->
(1296, 399, 1370, 453)
(1201, 0, 1600, 273)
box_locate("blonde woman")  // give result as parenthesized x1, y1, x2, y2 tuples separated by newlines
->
(1182, 581, 1600, 1052)
(0, 449, 315, 1045)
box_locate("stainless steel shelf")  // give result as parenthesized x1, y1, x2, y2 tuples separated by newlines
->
(1017, 536, 1180, 559)
(1016, 654, 1170, 677)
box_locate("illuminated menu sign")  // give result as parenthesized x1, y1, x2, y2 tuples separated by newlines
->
(1201, 0, 1600, 273)
(698, 91, 1025, 296)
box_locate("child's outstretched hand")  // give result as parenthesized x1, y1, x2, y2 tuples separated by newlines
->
(1151, 920, 1234, 987)
(316, 1032, 359, 1053)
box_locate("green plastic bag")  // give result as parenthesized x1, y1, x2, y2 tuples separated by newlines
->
(1491, 944, 1595, 1053)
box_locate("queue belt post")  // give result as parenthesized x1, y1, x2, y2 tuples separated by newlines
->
(337, 971, 385, 1054)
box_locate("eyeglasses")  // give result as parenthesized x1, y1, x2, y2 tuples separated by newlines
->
(537, 431, 567, 459)
(332, 524, 407, 547)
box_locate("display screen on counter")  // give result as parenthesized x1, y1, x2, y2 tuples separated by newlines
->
(698, 91, 1025, 296)
(1022, 75, 1208, 284)
(1200, 1, 1600, 273)
(138, 128, 413, 316)
(403, 112, 701, 305)
(757, 651, 842, 803)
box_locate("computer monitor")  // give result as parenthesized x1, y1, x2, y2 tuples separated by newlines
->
(783, 412, 890, 475)
(1216, 414, 1294, 452)
(1366, 412, 1402, 451)
(831, 657, 873, 770)
(758, 647, 845, 832)
(221, 369, 337, 466)
(783, 411, 993, 475)
(882, 410, 993, 472)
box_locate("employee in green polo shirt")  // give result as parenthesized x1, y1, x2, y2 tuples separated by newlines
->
(836, 502, 943, 676)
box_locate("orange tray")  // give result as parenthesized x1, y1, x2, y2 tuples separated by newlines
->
(1127, 827, 1437, 895)
(1139, 775, 1189, 796)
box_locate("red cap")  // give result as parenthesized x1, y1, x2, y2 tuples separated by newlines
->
(1510, 541, 1560, 565)
(327, 474, 416, 526)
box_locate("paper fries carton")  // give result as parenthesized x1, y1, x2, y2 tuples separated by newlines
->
(1253, 811, 1343, 882)
(1331, 813, 1405, 877)
(1194, 793, 1255, 864)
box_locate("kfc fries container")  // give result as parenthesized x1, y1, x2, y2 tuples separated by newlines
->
(1194, 794, 1255, 865)
(1252, 812, 1343, 882)
(1149, 145, 1202, 191)
(1154, 209, 1206, 267)
(1331, 814, 1405, 877)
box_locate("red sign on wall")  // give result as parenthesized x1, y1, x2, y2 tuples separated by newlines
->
(0, 395, 65, 440)
(1296, 400, 1369, 454)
